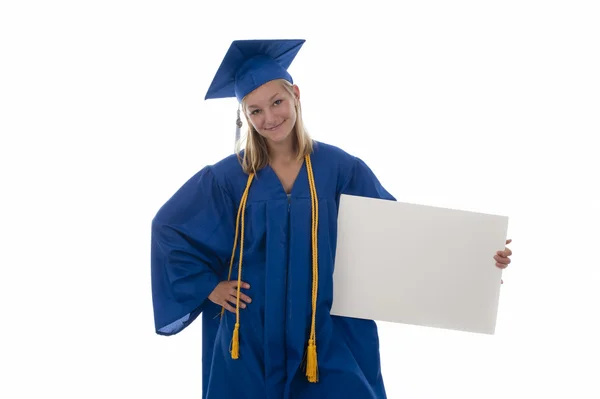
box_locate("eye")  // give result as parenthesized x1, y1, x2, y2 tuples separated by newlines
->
(273, 99, 282, 106)
(251, 109, 261, 115)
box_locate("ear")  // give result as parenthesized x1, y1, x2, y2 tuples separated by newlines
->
(293, 84, 300, 102)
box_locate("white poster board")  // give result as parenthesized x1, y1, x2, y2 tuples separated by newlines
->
(331, 194, 509, 335)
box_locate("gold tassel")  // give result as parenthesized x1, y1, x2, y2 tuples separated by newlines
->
(306, 339, 318, 382)
(231, 322, 240, 359)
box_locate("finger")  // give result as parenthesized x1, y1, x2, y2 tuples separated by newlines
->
(494, 255, 511, 264)
(229, 280, 251, 289)
(506, 238, 512, 245)
(231, 292, 252, 305)
(239, 293, 252, 304)
(223, 302, 236, 313)
(501, 279, 504, 284)
(496, 248, 512, 257)
(494, 256, 510, 268)
(229, 287, 251, 301)
(228, 295, 247, 308)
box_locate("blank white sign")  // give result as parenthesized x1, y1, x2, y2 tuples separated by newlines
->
(331, 194, 509, 335)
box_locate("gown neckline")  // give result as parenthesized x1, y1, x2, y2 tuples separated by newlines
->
(264, 159, 307, 197)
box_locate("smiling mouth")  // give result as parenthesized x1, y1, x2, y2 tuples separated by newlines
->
(265, 121, 284, 131)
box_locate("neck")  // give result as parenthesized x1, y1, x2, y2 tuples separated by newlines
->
(267, 136, 296, 164)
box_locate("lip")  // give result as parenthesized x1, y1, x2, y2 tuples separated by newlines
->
(265, 121, 284, 131)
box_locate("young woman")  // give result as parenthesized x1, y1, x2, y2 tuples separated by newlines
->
(151, 39, 513, 399)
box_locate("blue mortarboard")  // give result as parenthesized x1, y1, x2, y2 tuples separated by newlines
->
(205, 39, 306, 103)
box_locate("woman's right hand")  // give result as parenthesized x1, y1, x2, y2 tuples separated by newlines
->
(208, 281, 252, 313)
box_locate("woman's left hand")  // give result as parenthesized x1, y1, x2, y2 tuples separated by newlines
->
(495, 238, 513, 284)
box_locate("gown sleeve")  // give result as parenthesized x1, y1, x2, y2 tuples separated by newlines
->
(339, 156, 396, 202)
(151, 166, 235, 336)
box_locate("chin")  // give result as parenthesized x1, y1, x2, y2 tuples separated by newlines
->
(266, 132, 292, 143)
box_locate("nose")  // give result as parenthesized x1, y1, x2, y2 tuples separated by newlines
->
(263, 109, 278, 127)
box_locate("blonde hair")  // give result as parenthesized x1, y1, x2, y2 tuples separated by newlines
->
(234, 79, 313, 174)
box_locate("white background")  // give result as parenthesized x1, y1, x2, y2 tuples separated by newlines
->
(1, 1, 599, 398)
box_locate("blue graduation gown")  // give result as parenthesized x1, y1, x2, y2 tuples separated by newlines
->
(151, 141, 396, 398)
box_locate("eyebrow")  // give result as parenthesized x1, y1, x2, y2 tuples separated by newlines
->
(247, 93, 280, 109)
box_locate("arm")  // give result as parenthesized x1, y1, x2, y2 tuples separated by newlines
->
(151, 166, 235, 335)
(339, 156, 396, 202)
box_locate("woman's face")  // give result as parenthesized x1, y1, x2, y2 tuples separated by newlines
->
(244, 80, 299, 145)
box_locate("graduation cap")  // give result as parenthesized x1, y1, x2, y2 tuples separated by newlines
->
(204, 39, 306, 142)
(205, 39, 305, 102)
